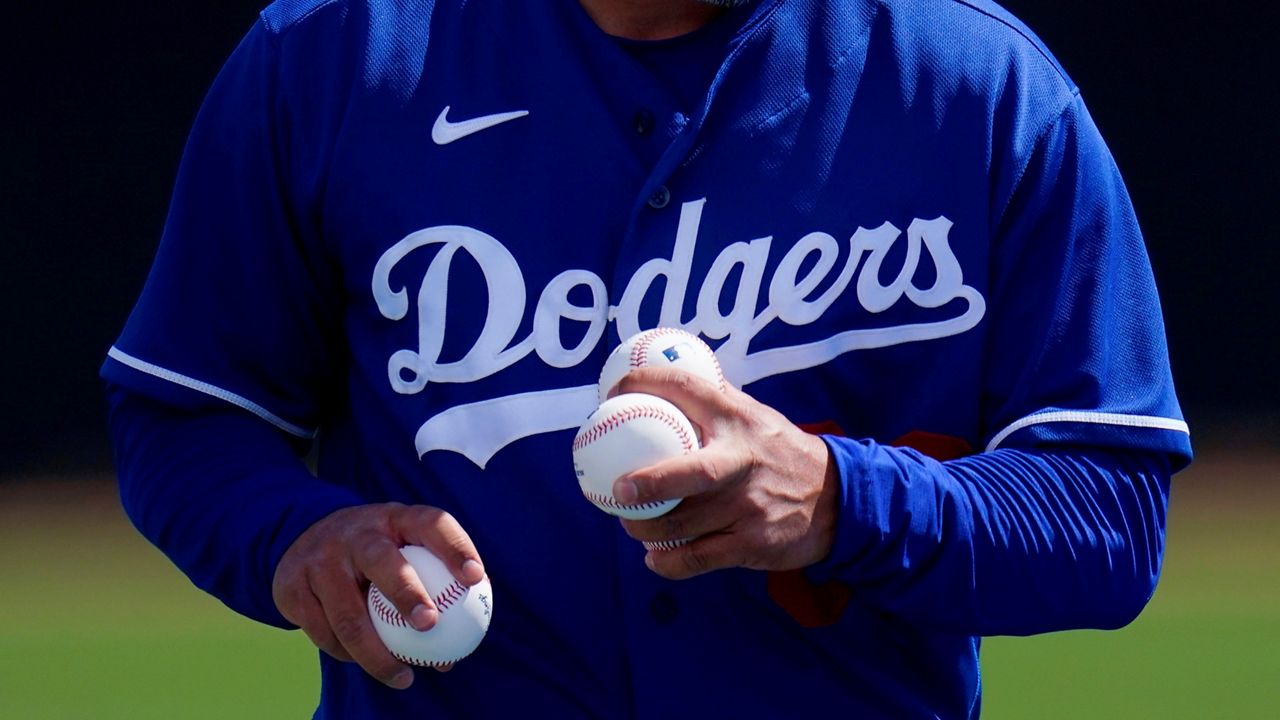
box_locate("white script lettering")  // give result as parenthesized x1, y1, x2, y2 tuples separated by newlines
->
(372, 200, 985, 467)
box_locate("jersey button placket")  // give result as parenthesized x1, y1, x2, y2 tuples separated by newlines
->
(634, 109, 656, 136)
(647, 185, 671, 209)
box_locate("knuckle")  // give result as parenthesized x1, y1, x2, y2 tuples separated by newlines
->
(438, 523, 476, 554)
(381, 502, 408, 528)
(660, 514, 685, 539)
(694, 454, 723, 489)
(276, 601, 304, 628)
(355, 535, 398, 567)
(314, 536, 349, 566)
(670, 370, 698, 394)
(417, 506, 448, 525)
(272, 567, 304, 604)
(368, 658, 406, 684)
(331, 613, 369, 645)
(680, 548, 708, 576)
(293, 604, 326, 634)
(276, 586, 312, 622)
(389, 504, 438, 534)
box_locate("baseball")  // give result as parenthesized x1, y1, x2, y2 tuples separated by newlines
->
(367, 545, 494, 668)
(597, 327, 725, 403)
(572, 392, 700, 520)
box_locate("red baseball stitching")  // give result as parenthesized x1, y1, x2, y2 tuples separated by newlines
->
(630, 328, 726, 391)
(369, 580, 468, 622)
(642, 537, 691, 551)
(390, 649, 457, 668)
(369, 583, 477, 667)
(434, 581, 465, 612)
(629, 329, 676, 370)
(572, 404, 696, 453)
(581, 489, 671, 512)
(393, 648, 474, 668)
(369, 587, 411, 628)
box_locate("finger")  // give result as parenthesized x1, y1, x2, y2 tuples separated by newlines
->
(602, 371, 626, 400)
(618, 492, 735, 546)
(643, 532, 748, 581)
(613, 444, 747, 507)
(293, 587, 353, 662)
(614, 366, 729, 425)
(311, 567, 414, 690)
(392, 506, 486, 586)
(355, 534, 438, 632)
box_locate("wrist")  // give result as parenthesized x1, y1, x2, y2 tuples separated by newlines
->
(809, 432, 841, 564)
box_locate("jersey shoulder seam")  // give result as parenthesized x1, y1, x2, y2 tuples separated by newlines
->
(994, 86, 1083, 238)
(936, 0, 1076, 91)
(260, 0, 344, 36)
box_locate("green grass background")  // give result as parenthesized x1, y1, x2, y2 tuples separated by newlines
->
(2, 449, 1276, 718)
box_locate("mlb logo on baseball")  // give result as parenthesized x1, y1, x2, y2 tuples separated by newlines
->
(661, 344, 688, 362)
(596, 328, 726, 403)
(575, 328, 728, 520)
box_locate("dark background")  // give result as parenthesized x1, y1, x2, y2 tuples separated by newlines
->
(3, 1, 1276, 476)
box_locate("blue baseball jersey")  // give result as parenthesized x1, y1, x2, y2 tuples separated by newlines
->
(103, 0, 1191, 716)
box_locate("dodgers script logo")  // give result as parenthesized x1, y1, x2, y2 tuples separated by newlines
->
(371, 199, 985, 467)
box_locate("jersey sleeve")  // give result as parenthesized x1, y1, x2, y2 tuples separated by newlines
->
(811, 439, 1171, 635)
(106, 382, 366, 627)
(101, 18, 341, 438)
(980, 92, 1192, 469)
(805, 84, 1189, 635)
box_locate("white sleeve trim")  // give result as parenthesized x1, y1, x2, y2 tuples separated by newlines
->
(985, 410, 1190, 453)
(107, 346, 316, 439)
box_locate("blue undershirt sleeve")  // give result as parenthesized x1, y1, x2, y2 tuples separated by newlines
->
(106, 382, 366, 628)
(808, 436, 1171, 636)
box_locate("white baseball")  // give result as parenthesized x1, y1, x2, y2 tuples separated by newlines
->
(367, 545, 494, 668)
(572, 392, 699, 520)
(597, 327, 725, 403)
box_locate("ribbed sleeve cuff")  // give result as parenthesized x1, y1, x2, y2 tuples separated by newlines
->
(803, 434, 880, 586)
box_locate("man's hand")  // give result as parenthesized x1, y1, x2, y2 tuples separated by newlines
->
(610, 367, 839, 580)
(271, 504, 485, 689)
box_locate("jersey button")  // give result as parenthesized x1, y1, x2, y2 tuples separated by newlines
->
(647, 185, 671, 209)
(650, 591, 678, 625)
(634, 109, 655, 135)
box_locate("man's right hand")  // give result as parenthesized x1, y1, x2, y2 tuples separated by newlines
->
(271, 504, 486, 690)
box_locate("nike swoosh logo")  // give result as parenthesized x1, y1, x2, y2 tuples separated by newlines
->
(431, 106, 529, 145)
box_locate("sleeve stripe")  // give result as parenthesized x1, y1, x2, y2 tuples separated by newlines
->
(985, 410, 1190, 453)
(107, 346, 316, 439)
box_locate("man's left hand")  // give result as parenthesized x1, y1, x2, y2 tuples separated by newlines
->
(610, 367, 840, 580)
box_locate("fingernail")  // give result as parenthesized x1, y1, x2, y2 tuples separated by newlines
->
(390, 669, 414, 690)
(644, 553, 656, 571)
(410, 604, 437, 631)
(462, 559, 484, 581)
(615, 479, 637, 504)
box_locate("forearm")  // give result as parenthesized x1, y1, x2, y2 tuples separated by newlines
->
(815, 438, 1171, 636)
(106, 383, 365, 627)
